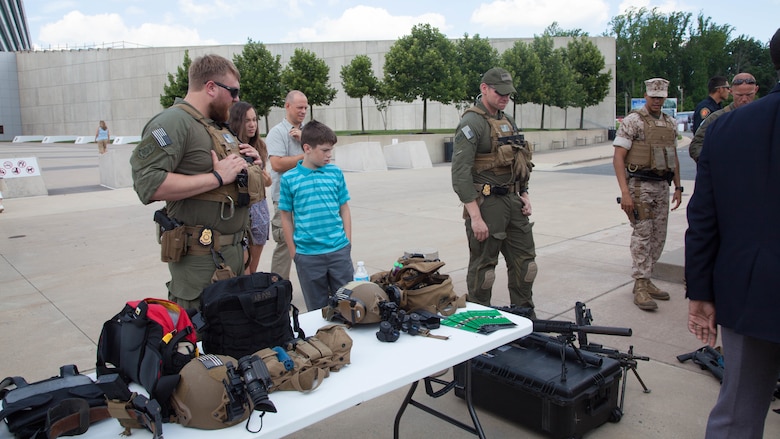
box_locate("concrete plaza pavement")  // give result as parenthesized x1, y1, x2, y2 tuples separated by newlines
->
(1, 138, 779, 438)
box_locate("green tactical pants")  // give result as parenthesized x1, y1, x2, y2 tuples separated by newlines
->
(167, 241, 244, 310)
(465, 193, 537, 311)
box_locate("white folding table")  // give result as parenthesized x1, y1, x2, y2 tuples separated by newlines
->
(1, 303, 531, 438)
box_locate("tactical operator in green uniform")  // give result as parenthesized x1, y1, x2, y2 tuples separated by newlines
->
(451, 67, 537, 317)
(131, 54, 265, 310)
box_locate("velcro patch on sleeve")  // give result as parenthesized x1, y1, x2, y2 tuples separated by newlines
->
(151, 128, 172, 147)
(461, 125, 474, 140)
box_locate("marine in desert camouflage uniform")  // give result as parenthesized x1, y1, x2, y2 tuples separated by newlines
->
(613, 77, 682, 311)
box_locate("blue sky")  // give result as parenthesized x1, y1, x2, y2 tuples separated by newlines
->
(22, 0, 779, 50)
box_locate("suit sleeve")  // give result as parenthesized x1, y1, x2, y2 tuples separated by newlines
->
(684, 129, 719, 301)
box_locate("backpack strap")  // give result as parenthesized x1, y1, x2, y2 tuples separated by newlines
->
(44, 399, 112, 439)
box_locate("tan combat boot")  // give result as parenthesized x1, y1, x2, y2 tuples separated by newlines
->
(646, 279, 670, 300)
(633, 279, 658, 311)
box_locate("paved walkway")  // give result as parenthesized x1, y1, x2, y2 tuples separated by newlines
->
(1, 138, 779, 438)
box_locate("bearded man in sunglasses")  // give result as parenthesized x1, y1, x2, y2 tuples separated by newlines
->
(689, 73, 760, 163)
(131, 54, 264, 310)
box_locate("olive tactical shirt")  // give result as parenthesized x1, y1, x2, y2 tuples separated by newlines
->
(451, 101, 523, 204)
(130, 98, 248, 235)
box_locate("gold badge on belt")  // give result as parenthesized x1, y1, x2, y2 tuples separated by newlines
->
(482, 184, 491, 196)
(198, 228, 213, 246)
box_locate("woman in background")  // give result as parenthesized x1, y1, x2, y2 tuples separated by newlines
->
(228, 102, 272, 274)
(95, 121, 110, 154)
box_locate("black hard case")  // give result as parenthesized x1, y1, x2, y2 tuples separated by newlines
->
(455, 334, 622, 439)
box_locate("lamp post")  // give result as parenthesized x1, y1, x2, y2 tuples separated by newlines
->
(677, 86, 684, 111)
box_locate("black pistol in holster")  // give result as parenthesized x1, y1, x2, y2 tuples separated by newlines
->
(154, 208, 181, 233)
(96, 374, 164, 439)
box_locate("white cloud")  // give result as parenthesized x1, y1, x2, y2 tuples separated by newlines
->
(289, 5, 448, 42)
(471, 0, 610, 34)
(36, 10, 216, 49)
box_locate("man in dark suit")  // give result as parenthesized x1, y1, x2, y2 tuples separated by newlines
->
(685, 28, 780, 439)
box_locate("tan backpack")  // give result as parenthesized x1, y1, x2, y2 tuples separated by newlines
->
(371, 256, 467, 316)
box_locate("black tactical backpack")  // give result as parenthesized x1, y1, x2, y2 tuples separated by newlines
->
(199, 271, 305, 359)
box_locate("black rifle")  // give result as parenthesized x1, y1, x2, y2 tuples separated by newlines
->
(532, 316, 632, 384)
(677, 345, 724, 383)
(573, 301, 650, 418)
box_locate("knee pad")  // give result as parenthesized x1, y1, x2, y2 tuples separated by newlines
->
(523, 261, 538, 283)
(480, 269, 496, 290)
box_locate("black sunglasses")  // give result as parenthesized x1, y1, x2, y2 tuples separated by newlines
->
(731, 78, 756, 86)
(208, 81, 240, 99)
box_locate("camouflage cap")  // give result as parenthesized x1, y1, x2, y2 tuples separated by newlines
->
(644, 78, 669, 98)
(482, 67, 516, 95)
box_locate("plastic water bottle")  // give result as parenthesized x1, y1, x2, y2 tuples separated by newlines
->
(354, 261, 370, 282)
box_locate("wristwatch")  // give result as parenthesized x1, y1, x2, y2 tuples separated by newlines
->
(675, 186, 684, 193)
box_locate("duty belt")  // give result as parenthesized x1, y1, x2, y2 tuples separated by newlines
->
(627, 168, 673, 183)
(476, 183, 509, 196)
(183, 226, 240, 255)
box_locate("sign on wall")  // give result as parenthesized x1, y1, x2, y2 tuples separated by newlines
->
(1, 157, 41, 178)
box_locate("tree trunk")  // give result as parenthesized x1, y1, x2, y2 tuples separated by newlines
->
(360, 97, 365, 132)
(423, 99, 428, 132)
(540, 104, 546, 130)
(579, 107, 585, 129)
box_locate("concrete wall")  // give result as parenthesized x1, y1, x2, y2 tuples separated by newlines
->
(13, 37, 616, 137)
(0, 52, 23, 141)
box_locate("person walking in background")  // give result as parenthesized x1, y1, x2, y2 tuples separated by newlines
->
(95, 120, 110, 154)
(279, 120, 352, 311)
(685, 28, 780, 439)
(228, 101, 272, 274)
(689, 72, 760, 162)
(692, 76, 730, 134)
(613, 77, 682, 311)
(267, 90, 308, 280)
(451, 67, 537, 318)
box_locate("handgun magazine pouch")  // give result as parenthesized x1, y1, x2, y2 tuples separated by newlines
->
(0, 365, 107, 438)
(160, 225, 186, 263)
(200, 271, 305, 359)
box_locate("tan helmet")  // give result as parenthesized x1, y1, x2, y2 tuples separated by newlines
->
(170, 354, 250, 430)
(325, 281, 388, 324)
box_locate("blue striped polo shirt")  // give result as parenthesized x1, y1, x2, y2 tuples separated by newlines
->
(278, 161, 350, 255)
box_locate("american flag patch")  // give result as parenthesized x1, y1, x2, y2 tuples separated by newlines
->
(151, 128, 172, 147)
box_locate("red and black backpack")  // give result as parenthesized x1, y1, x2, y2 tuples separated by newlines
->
(96, 298, 199, 415)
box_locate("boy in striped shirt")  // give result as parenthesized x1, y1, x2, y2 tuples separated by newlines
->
(279, 120, 354, 311)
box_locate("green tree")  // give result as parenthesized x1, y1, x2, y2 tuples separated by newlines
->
(371, 80, 393, 131)
(607, 7, 690, 115)
(160, 50, 191, 108)
(679, 14, 732, 110)
(544, 21, 587, 37)
(567, 36, 612, 128)
(531, 34, 556, 129)
(340, 55, 379, 133)
(546, 48, 579, 129)
(233, 39, 284, 133)
(454, 33, 499, 109)
(501, 40, 543, 127)
(383, 23, 465, 132)
(280, 48, 337, 120)
(726, 36, 775, 99)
